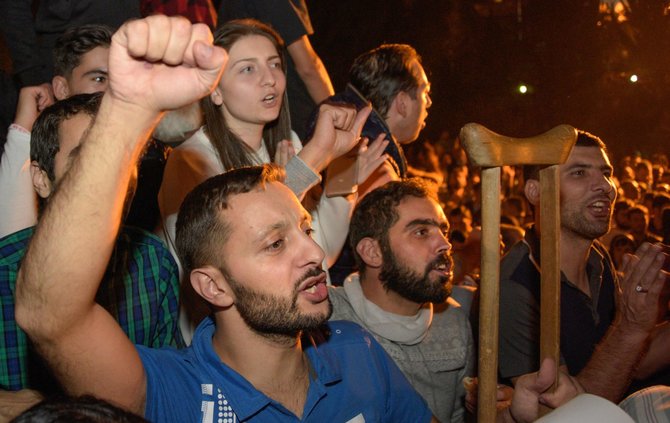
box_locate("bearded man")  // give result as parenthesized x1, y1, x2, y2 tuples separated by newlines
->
(329, 178, 475, 423)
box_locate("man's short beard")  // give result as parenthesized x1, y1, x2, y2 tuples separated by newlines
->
(561, 204, 612, 241)
(378, 238, 452, 304)
(226, 267, 332, 339)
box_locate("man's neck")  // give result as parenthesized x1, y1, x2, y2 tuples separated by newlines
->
(212, 317, 310, 418)
(559, 229, 594, 296)
(360, 272, 423, 316)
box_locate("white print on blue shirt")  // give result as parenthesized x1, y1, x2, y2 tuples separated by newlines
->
(201, 384, 238, 423)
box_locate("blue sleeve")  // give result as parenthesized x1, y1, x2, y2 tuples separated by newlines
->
(137, 346, 199, 421)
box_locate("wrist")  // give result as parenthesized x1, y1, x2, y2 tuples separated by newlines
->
(9, 123, 30, 135)
(612, 316, 655, 339)
(296, 143, 333, 174)
(97, 95, 163, 148)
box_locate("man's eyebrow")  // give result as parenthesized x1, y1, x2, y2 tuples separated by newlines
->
(81, 69, 108, 78)
(254, 221, 287, 243)
(565, 162, 613, 172)
(252, 209, 312, 243)
(406, 218, 448, 230)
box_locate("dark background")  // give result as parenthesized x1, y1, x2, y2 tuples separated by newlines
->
(309, 0, 670, 165)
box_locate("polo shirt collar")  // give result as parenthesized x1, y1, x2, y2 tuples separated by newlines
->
(523, 225, 606, 315)
(192, 318, 343, 420)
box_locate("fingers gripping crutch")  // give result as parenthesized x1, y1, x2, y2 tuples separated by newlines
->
(459, 123, 577, 422)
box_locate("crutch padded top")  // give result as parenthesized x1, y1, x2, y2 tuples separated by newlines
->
(459, 123, 577, 167)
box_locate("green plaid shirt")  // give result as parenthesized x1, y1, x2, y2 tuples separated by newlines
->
(0, 226, 184, 391)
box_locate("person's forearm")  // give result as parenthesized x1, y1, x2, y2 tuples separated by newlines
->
(576, 320, 650, 402)
(15, 95, 160, 338)
(287, 37, 334, 104)
(296, 142, 332, 176)
(296, 56, 334, 104)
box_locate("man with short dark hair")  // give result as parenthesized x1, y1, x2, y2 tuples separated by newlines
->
(50, 24, 113, 99)
(499, 130, 669, 402)
(314, 43, 431, 179)
(1, 92, 183, 394)
(329, 178, 474, 422)
(314, 43, 433, 284)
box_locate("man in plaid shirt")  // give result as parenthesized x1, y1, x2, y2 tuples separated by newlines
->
(0, 92, 183, 395)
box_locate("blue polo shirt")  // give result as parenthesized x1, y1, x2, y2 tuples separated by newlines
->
(137, 318, 432, 422)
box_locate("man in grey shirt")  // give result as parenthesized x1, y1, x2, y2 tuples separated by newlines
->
(329, 178, 474, 422)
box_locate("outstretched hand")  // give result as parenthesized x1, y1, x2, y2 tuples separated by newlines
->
(108, 15, 226, 114)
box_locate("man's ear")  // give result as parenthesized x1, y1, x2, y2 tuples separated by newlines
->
(356, 237, 383, 268)
(391, 91, 409, 118)
(210, 87, 223, 106)
(190, 266, 234, 308)
(30, 161, 53, 199)
(524, 179, 541, 207)
(51, 76, 70, 101)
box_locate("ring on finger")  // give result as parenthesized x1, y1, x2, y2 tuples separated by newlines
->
(635, 284, 649, 293)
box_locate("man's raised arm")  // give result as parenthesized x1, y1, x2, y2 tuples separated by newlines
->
(15, 16, 226, 414)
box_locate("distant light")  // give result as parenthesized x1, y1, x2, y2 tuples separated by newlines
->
(629, 74, 638, 83)
(518, 84, 528, 94)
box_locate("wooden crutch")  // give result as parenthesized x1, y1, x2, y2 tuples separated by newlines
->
(459, 123, 577, 422)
